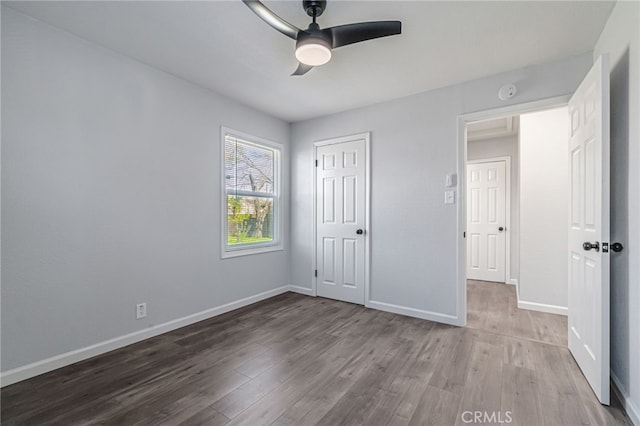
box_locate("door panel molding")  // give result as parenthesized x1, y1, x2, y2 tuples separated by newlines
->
(312, 133, 371, 305)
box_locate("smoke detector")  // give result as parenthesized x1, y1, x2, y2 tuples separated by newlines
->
(498, 84, 517, 101)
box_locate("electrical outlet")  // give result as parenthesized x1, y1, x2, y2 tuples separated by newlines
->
(444, 190, 456, 204)
(136, 303, 147, 319)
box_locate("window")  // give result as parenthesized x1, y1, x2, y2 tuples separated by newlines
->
(222, 127, 282, 258)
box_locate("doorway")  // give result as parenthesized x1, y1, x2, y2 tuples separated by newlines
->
(464, 107, 569, 346)
(458, 55, 612, 405)
(313, 133, 371, 305)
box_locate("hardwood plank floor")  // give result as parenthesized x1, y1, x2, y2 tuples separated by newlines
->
(1, 292, 630, 425)
(467, 279, 568, 346)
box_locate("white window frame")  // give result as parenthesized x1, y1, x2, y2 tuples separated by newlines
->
(221, 127, 283, 259)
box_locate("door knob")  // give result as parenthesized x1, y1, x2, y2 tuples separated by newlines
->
(611, 242, 624, 252)
(356, 229, 364, 235)
(583, 241, 600, 252)
(498, 226, 505, 232)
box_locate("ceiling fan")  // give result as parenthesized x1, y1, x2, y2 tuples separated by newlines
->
(242, 0, 402, 76)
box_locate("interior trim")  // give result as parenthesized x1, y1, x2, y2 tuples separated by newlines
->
(612, 372, 640, 425)
(517, 299, 568, 316)
(288, 285, 314, 296)
(0, 285, 290, 388)
(366, 300, 461, 326)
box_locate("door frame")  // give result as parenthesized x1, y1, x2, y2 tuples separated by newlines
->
(312, 132, 371, 304)
(456, 95, 570, 325)
(466, 157, 512, 284)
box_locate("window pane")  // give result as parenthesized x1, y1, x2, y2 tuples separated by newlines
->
(227, 195, 274, 246)
(225, 137, 274, 195)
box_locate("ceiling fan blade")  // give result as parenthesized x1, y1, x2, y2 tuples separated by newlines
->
(323, 21, 401, 49)
(292, 62, 314, 76)
(242, 0, 301, 40)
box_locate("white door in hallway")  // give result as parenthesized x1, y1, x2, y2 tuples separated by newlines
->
(315, 134, 368, 305)
(568, 55, 610, 405)
(466, 160, 507, 282)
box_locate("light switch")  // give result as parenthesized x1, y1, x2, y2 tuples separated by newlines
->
(444, 191, 456, 204)
(445, 173, 457, 188)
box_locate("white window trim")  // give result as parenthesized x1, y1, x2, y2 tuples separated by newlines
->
(221, 126, 283, 259)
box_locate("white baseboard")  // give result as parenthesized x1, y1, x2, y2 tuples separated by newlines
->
(517, 299, 568, 316)
(0, 285, 290, 388)
(508, 278, 518, 286)
(366, 300, 461, 326)
(612, 372, 640, 425)
(288, 285, 314, 296)
(287, 288, 462, 327)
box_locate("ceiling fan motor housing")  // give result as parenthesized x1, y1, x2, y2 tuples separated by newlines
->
(296, 23, 332, 48)
(303, 0, 327, 18)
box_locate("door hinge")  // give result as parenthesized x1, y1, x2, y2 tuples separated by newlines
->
(315, 160, 318, 167)
(463, 231, 466, 238)
(314, 269, 318, 277)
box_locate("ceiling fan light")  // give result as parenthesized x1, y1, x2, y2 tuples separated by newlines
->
(295, 41, 332, 66)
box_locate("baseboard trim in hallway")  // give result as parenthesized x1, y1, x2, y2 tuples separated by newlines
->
(612, 373, 640, 426)
(517, 299, 568, 316)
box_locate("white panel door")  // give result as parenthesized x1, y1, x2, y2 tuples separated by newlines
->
(466, 161, 506, 282)
(568, 55, 610, 405)
(316, 137, 366, 305)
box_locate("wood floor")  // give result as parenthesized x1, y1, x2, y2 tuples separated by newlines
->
(1, 291, 630, 425)
(467, 280, 568, 346)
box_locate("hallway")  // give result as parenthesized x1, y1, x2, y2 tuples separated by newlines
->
(467, 280, 567, 346)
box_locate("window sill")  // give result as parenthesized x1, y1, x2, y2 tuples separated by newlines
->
(221, 243, 284, 259)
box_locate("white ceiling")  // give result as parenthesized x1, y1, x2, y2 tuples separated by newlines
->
(6, 1, 615, 122)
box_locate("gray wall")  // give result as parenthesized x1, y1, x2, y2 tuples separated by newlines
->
(519, 107, 569, 310)
(1, 8, 290, 372)
(467, 134, 519, 283)
(291, 53, 593, 320)
(594, 1, 640, 421)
